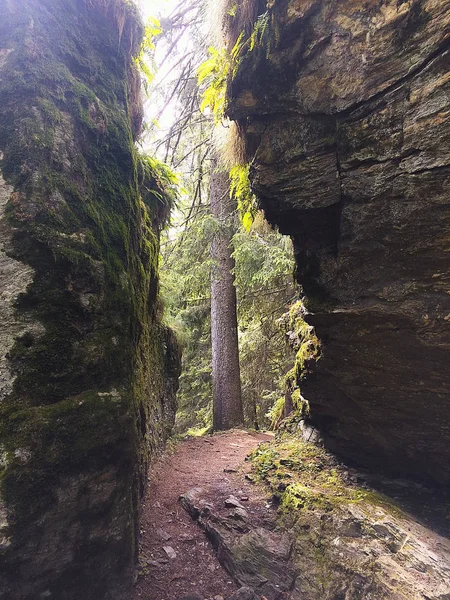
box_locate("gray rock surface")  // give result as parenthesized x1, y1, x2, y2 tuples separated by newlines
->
(228, 0, 450, 485)
(180, 488, 296, 600)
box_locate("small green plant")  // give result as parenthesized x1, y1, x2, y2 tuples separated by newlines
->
(266, 396, 286, 428)
(249, 11, 272, 55)
(198, 46, 231, 121)
(229, 163, 257, 230)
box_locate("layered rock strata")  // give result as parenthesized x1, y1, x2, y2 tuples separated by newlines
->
(0, 1, 180, 598)
(228, 0, 450, 485)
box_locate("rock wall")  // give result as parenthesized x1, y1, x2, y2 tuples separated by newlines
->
(228, 0, 450, 485)
(0, 1, 180, 598)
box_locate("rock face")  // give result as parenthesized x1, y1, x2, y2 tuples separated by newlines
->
(228, 0, 450, 484)
(0, 1, 180, 598)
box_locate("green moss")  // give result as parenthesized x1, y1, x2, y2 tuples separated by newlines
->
(0, 0, 180, 594)
(281, 483, 333, 513)
(288, 301, 321, 379)
(268, 301, 318, 428)
(247, 435, 405, 522)
(1, 388, 132, 508)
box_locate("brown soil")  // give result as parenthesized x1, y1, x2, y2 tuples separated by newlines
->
(133, 430, 273, 600)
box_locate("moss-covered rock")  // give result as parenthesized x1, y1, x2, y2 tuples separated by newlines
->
(0, 0, 180, 598)
(180, 435, 450, 599)
(243, 436, 450, 599)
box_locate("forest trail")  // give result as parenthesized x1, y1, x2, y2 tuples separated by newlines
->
(133, 430, 273, 600)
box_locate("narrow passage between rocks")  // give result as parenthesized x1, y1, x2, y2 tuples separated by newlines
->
(133, 430, 272, 600)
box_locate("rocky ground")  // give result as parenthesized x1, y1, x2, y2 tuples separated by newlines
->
(132, 430, 273, 600)
(133, 430, 450, 600)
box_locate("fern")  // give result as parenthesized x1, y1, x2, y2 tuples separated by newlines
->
(198, 47, 230, 122)
(197, 4, 279, 121)
(134, 16, 162, 93)
(249, 11, 270, 52)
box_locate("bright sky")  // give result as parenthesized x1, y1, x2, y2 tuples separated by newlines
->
(139, 0, 178, 20)
(135, 0, 180, 151)
(138, 0, 202, 156)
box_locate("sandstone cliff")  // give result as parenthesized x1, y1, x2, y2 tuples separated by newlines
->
(0, 1, 180, 598)
(227, 0, 450, 485)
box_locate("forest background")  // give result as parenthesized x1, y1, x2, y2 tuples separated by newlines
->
(137, 0, 305, 433)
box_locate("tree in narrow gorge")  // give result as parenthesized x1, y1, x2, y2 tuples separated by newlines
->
(210, 155, 244, 430)
(150, 0, 295, 432)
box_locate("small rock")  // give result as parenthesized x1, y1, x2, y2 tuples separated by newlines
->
(240, 496, 249, 502)
(147, 558, 167, 567)
(224, 468, 238, 473)
(225, 496, 246, 510)
(245, 474, 255, 482)
(228, 507, 248, 521)
(388, 533, 409, 554)
(339, 519, 363, 538)
(156, 528, 172, 541)
(179, 532, 196, 543)
(163, 545, 177, 559)
(227, 587, 259, 600)
(214, 595, 224, 600)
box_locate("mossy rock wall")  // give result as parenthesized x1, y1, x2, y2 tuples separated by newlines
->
(0, 1, 180, 598)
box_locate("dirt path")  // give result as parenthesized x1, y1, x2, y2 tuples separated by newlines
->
(133, 430, 273, 600)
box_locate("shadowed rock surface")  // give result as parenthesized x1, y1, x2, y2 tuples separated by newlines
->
(228, 0, 450, 484)
(0, 1, 180, 598)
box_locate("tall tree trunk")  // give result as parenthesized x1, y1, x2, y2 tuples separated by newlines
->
(210, 157, 243, 430)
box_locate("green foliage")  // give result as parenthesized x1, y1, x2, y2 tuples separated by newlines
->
(286, 301, 321, 379)
(248, 10, 280, 58)
(159, 203, 297, 433)
(138, 155, 180, 223)
(198, 0, 281, 122)
(249, 12, 269, 52)
(198, 46, 230, 121)
(266, 386, 310, 430)
(233, 215, 295, 321)
(232, 214, 297, 428)
(152, 0, 298, 434)
(135, 17, 162, 92)
(159, 190, 214, 433)
(263, 301, 320, 429)
(229, 164, 257, 230)
(266, 396, 286, 428)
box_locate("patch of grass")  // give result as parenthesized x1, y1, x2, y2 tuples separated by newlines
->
(186, 425, 213, 438)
